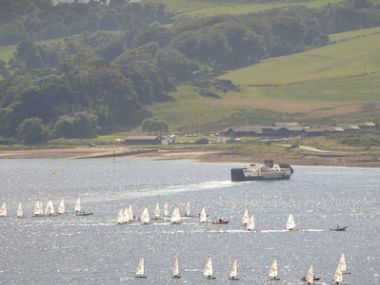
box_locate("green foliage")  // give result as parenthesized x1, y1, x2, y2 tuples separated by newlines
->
(54, 112, 98, 138)
(141, 118, 168, 133)
(17, 117, 48, 144)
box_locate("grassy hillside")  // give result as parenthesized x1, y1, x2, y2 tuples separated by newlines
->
(149, 27, 380, 131)
(144, 0, 343, 16)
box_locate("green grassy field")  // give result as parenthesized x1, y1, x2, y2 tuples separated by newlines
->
(144, 0, 343, 16)
(149, 27, 380, 131)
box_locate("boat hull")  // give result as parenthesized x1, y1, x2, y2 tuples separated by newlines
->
(231, 168, 292, 182)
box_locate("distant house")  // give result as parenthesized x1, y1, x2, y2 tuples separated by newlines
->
(273, 122, 301, 128)
(123, 136, 161, 145)
(338, 124, 360, 132)
(303, 128, 323, 137)
(358, 122, 376, 129)
(222, 126, 262, 137)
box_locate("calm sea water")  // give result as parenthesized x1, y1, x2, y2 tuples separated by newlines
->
(0, 158, 379, 285)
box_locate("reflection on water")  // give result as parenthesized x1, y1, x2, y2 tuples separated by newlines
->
(0, 158, 379, 284)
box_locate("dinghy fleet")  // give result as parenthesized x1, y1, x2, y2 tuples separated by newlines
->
(127, 253, 349, 283)
(0, 198, 92, 218)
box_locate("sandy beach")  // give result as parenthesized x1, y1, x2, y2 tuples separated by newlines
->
(1, 145, 379, 168)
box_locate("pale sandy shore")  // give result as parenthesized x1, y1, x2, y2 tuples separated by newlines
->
(0, 146, 380, 167)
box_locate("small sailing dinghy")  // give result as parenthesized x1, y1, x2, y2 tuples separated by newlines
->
(246, 214, 255, 231)
(333, 267, 343, 284)
(46, 200, 57, 216)
(140, 207, 150, 225)
(203, 258, 216, 279)
(185, 201, 193, 217)
(33, 200, 44, 217)
(228, 258, 239, 280)
(75, 197, 93, 216)
(0, 201, 7, 217)
(16, 202, 24, 218)
(172, 256, 181, 279)
(268, 259, 280, 281)
(116, 208, 125, 224)
(242, 209, 249, 226)
(57, 199, 65, 215)
(199, 207, 208, 224)
(330, 225, 347, 232)
(171, 207, 182, 224)
(123, 207, 130, 223)
(128, 205, 134, 222)
(135, 257, 147, 278)
(286, 214, 297, 231)
(153, 203, 161, 220)
(163, 202, 169, 217)
(301, 265, 320, 283)
(337, 253, 350, 274)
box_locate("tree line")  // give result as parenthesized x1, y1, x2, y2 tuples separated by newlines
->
(0, 0, 379, 143)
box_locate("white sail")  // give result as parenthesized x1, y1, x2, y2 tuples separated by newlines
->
(116, 208, 124, 224)
(128, 205, 134, 221)
(135, 257, 145, 276)
(242, 209, 249, 225)
(46, 200, 55, 215)
(16, 202, 24, 218)
(39, 200, 44, 215)
(171, 207, 181, 224)
(268, 259, 278, 279)
(0, 201, 7, 217)
(58, 199, 65, 214)
(229, 258, 238, 279)
(163, 202, 169, 217)
(286, 214, 296, 230)
(185, 201, 191, 217)
(140, 207, 150, 224)
(123, 207, 130, 223)
(204, 258, 214, 277)
(154, 203, 160, 219)
(338, 253, 346, 272)
(74, 197, 81, 212)
(199, 207, 207, 223)
(34, 200, 42, 216)
(333, 267, 343, 283)
(172, 256, 180, 278)
(246, 214, 255, 231)
(306, 265, 314, 283)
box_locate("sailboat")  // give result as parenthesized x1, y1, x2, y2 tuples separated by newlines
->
(33, 200, 44, 217)
(185, 201, 193, 217)
(268, 259, 280, 281)
(45, 200, 56, 216)
(228, 258, 239, 280)
(171, 207, 181, 224)
(153, 203, 161, 220)
(286, 214, 297, 231)
(123, 207, 130, 223)
(75, 197, 93, 216)
(305, 265, 314, 284)
(135, 257, 147, 278)
(163, 202, 169, 217)
(116, 208, 124, 224)
(16, 202, 24, 218)
(242, 209, 249, 226)
(338, 253, 349, 274)
(246, 214, 255, 231)
(203, 258, 216, 279)
(301, 265, 321, 283)
(57, 199, 65, 215)
(140, 207, 150, 225)
(128, 205, 134, 222)
(0, 201, 7, 217)
(333, 267, 343, 284)
(172, 256, 181, 279)
(199, 207, 207, 224)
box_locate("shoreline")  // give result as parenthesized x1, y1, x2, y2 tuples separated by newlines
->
(1, 145, 380, 168)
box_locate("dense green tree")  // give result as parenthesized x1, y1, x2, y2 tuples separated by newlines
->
(17, 117, 48, 144)
(141, 118, 168, 134)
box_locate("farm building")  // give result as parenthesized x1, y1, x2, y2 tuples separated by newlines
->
(123, 136, 161, 145)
